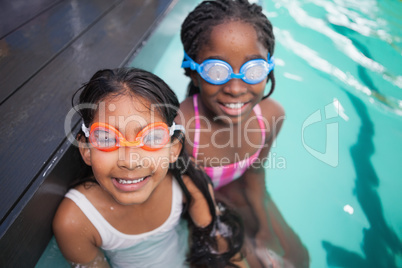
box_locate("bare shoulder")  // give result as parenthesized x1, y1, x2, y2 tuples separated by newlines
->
(258, 98, 285, 146)
(176, 97, 197, 154)
(53, 189, 100, 263)
(53, 195, 86, 237)
(176, 97, 194, 126)
(259, 97, 285, 119)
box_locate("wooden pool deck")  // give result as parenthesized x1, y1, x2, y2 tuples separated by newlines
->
(0, 0, 176, 266)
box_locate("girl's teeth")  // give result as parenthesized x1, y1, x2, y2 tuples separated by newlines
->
(117, 177, 145, 184)
(224, 103, 244, 109)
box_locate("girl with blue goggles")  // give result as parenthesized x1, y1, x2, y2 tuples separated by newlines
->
(181, 51, 275, 85)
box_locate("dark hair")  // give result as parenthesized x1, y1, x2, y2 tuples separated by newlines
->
(181, 0, 276, 99)
(72, 67, 243, 267)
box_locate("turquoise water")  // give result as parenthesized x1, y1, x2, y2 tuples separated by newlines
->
(37, 0, 402, 267)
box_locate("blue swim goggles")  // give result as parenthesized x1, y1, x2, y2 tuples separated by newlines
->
(181, 51, 275, 85)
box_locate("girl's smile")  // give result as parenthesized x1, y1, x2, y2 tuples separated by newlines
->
(111, 175, 151, 192)
(218, 101, 251, 116)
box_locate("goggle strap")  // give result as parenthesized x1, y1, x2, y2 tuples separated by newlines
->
(267, 53, 275, 72)
(82, 122, 90, 138)
(181, 52, 193, 69)
(182, 52, 202, 72)
(181, 60, 190, 69)
(169, 122, 185, 136)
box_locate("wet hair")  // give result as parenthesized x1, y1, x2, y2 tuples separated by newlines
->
(181, 0, 276, 99)
(71, 67, 244, 267)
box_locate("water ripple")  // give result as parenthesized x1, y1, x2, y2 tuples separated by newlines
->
(270, 0, 402, 115)
(275, 28, 402, 115)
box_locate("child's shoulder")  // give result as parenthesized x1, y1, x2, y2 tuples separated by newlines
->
(53, 186, 95, 229)
(53, 193, 84, 232)
(258, 97, 285, 119)
(177, 96, 195, 124)
(53, 185, 103, 231)
(53, 186, 102, 262)
(53, 185, 103, 248)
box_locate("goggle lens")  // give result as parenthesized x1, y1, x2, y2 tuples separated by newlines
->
(202, 61, 230, 84)
(91, 129, 117, 150)
(139, 126, 170, 150)
(242, 60, 269, 83)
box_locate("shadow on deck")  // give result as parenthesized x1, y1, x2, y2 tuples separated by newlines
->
(0, 0, 176, 266)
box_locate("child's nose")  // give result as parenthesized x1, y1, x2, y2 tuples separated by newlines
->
(222, 78, 247, 96)
(117, 147, 143, 170)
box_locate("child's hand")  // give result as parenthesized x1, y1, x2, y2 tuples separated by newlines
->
(255, 229, 284, 259)
(182, 175, 213, 228)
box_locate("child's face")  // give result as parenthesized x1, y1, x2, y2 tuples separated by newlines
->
(191, 20, 268, 123)
(79, 94, 181, 205)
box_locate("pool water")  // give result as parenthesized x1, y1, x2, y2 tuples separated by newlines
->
(37, 0, 402, 267)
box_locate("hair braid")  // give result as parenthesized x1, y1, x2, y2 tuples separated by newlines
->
(180, 0, 276, 98)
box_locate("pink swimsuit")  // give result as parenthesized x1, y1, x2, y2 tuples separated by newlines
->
(192, 94, 266, 189)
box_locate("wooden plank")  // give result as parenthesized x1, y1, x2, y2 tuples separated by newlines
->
(0, 0, 121, 104)
(0, 0, 174, 227)
(0, 0, 61, 38)
(0, 140, 79, 267)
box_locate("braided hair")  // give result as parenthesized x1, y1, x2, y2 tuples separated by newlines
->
(181, 0, 276, 98)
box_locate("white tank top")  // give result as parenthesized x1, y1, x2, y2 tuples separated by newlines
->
(65, 178, 189, 268)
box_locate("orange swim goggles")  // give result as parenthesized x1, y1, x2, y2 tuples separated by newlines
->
(81, 122, 184, 152)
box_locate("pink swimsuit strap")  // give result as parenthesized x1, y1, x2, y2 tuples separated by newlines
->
(192, 94, 266, 189)
(192, 94, 201, 159)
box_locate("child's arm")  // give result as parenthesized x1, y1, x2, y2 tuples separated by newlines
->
(182, 175, 214, 228)
(53, 198, 110, 267)
(242, 163, 280, 246)
(243, 99, 285, 253)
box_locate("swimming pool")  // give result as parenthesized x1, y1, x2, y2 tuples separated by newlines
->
(37, 0, 402, 267)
